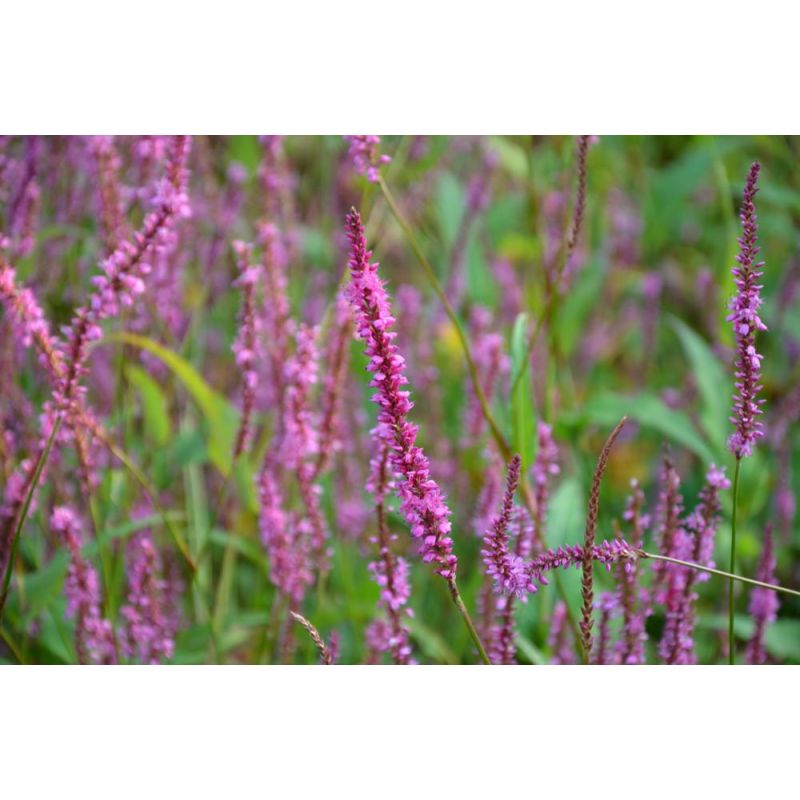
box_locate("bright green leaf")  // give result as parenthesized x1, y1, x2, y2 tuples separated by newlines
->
(126, 363, 171, 445)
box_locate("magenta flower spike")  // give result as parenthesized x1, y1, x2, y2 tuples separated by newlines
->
(728, 162, 766, 460)
(481, 455, 531, 599)
(51, 506, 117, 665)
(344, 136, 391, 183)
(345, 209, 457, 581)
(121, 527, 179, 664)
(365, 444, 414, 665)
(231, 240, 262, 458)
(746, 525, 780, 665)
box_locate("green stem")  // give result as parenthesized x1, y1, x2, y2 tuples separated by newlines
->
(729, 457, 742, 665)
(376, 176, 511, 461)
(0, 416, 63, 624)
(642, 550, 800, 599)
(447, 578, 491, 665)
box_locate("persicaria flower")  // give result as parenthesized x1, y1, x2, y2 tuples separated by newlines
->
(121, 527, 178, 664)
(728, 162, 766, 459)
(345, 136, 391, 183)
(231, 240, 262, 457)
(481, 455, 533, 598)
(746, 525, 779, 665)
(345, 208, 457, 580)
(51, 506, 117, 665)
(527, 539, 640, 588)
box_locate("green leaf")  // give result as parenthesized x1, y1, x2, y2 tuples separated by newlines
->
(406, 616, 459, 665)
(226, 136, 261, 176)
(546, 478, 584, 548)
(209, 529, 267, 568)
(487, 136, 528, 180)
(582, 391, 716, 465)
(765, 620, 800, 661)
(17, 553, 69, 615)
(434, 172, 465, 251)
(669, 316, 729, 453)
(545, 478, 585, 612)
(110, 332, 239, 476)
(126, 364, 171, 445)
(516, 634, 549, 665)
(510, 313, 537, 470)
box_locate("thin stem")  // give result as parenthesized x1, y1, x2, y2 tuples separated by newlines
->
(641, 551, 800, 599)
(729, 457, 742, 664)
(0, 416, 63, 624)
(447, 578, 491, 665)
(376, 176, 512, 462)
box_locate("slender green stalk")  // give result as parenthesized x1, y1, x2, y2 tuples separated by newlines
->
(641, 550, 800, 599)
(447, 578, 491, 664)
(376, 176, 512, 461)
(729, 457, 742, 664)
(0, 416, 62, 623)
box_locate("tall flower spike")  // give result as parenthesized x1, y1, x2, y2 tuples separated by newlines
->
(231, 240, 261, 458)
(365, 443, 414, 665)
(728, 162, 766, 459)
(615, 479, 650, 665)
(345, 208, 457, 580)
(746, 525, 779, 665)
(659, 464, 730, 665)
(121, 526, 178, 664)
(580, 418, 627, 662)
(530, 421, 560, 551)
(481, 455, 530, 599)
(52, 506, 117, 665)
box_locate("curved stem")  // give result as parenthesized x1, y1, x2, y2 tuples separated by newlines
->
(447, 578, 491, 664)
(729, 457, 742, 665)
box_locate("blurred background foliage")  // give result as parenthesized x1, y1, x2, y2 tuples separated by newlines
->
(1, 135, 799, 664)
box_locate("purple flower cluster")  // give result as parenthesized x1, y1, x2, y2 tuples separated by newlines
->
(728, 162, 766, 459)
(55, 136, 192, 419)
(345, 136, 391, 183)
(658, 465, 729, 664)
(531, 421, 560, 548)
(464, 307, 508, 441)
(746, 526, 780, 664)
(345, 208, 457, 581)
(257, 221, 293, 409)
(0, 252, 64, 382)
(481, 455, 532, 598)
(615, 479, 651, 664)
(51, 506, 117, 665)
(257, 465, 313, 604)
(282, 324, 320, 467)
(528, 539, 639, 588)
(231, 240, 262, 457)
(121, 528, 178, 664)
(87, 136, 126, 254)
